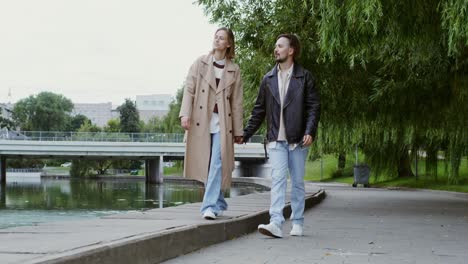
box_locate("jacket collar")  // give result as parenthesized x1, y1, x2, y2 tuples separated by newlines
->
(266, 63, 305, 107)
(267, 63, 304, 78)
(200, 54, 237, 93)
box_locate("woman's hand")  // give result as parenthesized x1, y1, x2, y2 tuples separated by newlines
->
(180, 116, 191, 130)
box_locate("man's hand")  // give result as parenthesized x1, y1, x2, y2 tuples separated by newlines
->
(234, 136, 243, 144)
(302, 135, 313, 146)
(180, 116, 190, 130)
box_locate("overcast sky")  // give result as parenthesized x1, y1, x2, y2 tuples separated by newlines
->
(0, 0, 218, 105)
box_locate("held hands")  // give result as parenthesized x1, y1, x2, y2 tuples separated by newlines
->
(234, 136, 243, 144)
(180, 116, 190, 130)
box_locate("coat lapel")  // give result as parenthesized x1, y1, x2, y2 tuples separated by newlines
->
(283, 65, 305, 108)
(216, 60, 236, 94)
(200, 55, 217, 92)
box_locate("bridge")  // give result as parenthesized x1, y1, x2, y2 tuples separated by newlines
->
(0, 131, 267, 184)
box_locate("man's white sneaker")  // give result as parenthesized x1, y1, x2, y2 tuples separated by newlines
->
(258, 223, 283, 238)
(290, 224, 303, 236)
(203, 210, 216, 220)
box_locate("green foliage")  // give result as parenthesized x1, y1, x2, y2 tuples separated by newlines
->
(117, 98, 141, 133)
(12, 91, 74, 131)
(162, 88, 184, 133)
(104, 118, 120, 133)
(66, 114, 90, 132)
(70, 159, 93, 177)
(141, 116, 165, 133)
(0, 116, 15, 130)
(440, 0, 468, 56)
(78, 120, 102, 133)
(7, 158, 44, 169)
(198, 0, 468, 182)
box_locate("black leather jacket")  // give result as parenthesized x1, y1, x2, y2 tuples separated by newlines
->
(243, 64, 320, 144)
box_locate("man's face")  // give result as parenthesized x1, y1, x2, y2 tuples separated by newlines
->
(274, 37, 293, 63)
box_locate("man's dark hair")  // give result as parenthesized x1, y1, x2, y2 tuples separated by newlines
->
(277, 33, 301, 61)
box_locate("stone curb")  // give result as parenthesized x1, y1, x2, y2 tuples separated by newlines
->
(35, 189, 326, 264)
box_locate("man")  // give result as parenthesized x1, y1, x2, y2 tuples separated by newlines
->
(243, 33, 320, 238)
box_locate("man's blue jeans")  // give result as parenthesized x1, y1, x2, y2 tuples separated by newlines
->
(200, 132, 227, 215)
(268, 141, 309, 227)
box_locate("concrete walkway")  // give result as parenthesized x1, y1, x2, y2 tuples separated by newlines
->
(164, 184, 468, 264)
(0, 178, 324, 264)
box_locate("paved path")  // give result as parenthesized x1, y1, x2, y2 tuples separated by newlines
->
(164, 184, 468, 264)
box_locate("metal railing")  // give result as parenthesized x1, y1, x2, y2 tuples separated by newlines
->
(6, 168, 42, 173)
(0, 130, 264, 143)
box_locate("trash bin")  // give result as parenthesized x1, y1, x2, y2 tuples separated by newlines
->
(352, 164, 370, 188)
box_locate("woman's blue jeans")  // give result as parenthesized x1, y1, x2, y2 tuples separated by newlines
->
(200, 132, 227, 215)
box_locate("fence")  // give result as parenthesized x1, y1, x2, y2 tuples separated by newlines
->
(0, 130, 265, 144)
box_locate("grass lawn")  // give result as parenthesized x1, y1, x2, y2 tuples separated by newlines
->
(164, 166, 183, 175)
(132, 166, 183, 176)
(43, 166, 70, 172)
(304, 154, 468, 193)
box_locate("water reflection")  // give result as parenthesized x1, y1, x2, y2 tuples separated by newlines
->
(0, 184, 5, 210)
(0, 177, 265, 229)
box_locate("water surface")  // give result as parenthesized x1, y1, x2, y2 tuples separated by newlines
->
(0, 177, 265, 229)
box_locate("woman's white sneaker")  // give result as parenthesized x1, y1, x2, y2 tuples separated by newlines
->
(290, 224, 303, 236)
(202, 210, 216, 220)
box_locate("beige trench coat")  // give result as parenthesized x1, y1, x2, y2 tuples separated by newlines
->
(179, 54, 243, 191)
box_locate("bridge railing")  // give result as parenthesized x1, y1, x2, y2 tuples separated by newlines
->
(0, 130, 265, 143)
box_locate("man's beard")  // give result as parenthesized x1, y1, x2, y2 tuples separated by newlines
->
(275, 56, 286, 63)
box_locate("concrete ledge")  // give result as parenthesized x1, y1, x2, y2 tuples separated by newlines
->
(34, 190, 325, 264)
(1, 179, 325, 264)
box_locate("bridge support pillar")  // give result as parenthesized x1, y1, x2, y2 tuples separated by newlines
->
(0, 183, 5, 209)
(0, 156, 6, 184)
(146, 156, 163, 184)
(235, 160, 271, 178)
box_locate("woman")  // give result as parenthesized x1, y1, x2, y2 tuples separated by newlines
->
(179, 27, 243, 220)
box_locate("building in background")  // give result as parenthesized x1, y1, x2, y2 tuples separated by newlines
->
(136, 94, 172, 122)
(72, 102, 113, 127)
(3, 93, 173, 129)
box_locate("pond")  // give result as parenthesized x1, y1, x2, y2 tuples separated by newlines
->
(0, 176, 266, 229)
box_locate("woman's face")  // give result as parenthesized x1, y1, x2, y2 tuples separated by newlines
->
(213, 30, 230, 52)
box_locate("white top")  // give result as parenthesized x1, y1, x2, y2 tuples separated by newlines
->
(277, 63, 293, 141)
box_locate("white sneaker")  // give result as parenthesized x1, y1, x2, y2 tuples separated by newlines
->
(258, 223, 283, 238)
(290, 224, 303, 236)
(203, 210, 216, 220)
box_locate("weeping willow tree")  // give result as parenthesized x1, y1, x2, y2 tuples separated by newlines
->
(198, 0, 468, 182)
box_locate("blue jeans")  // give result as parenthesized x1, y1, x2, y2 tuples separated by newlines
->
(200, 132, 227, 215)
(268, 141, 309, 226)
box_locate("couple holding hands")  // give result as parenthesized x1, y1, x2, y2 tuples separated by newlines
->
(179, 27, 320, 238)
